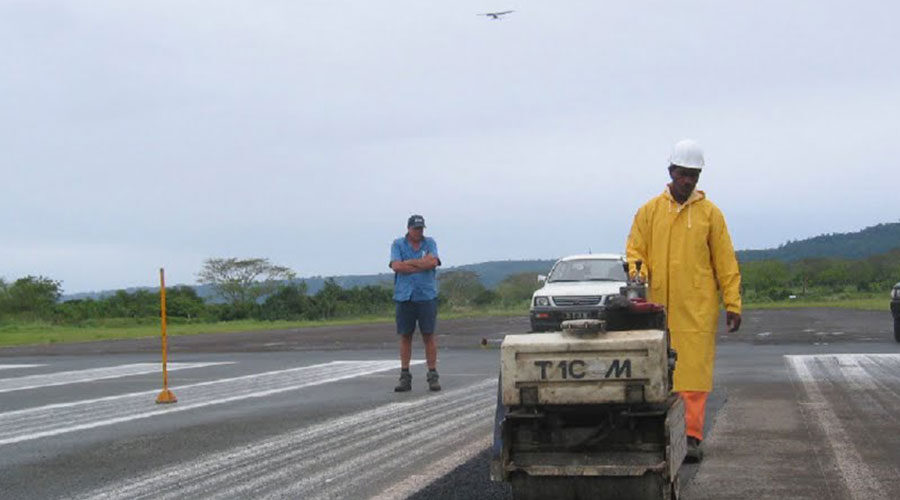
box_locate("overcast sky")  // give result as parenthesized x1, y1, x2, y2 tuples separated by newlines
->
(2, 1, 898, 293)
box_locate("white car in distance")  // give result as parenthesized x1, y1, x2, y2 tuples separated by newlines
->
(530, 254, 628, 332)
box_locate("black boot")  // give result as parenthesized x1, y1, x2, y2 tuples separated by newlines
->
(394, 371, 412, 392)
(426, 370, 441, 391)
(685, 436, 704, 463)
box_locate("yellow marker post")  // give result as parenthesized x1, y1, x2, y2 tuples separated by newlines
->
(156, 268, 177, 404)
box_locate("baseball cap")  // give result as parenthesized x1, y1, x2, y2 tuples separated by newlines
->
(407, 214, 426, 228)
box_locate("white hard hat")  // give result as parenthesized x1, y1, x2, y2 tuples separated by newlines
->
(669, 139, 704, 170)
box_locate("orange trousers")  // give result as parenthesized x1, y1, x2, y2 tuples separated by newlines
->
(680, 391, 708, 441)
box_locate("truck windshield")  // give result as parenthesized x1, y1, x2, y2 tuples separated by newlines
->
(548, 259, 626, 283)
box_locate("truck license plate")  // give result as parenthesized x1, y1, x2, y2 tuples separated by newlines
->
(564, 312, 589, 319)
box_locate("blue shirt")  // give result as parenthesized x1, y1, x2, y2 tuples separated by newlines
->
(390, 236, 440, 301)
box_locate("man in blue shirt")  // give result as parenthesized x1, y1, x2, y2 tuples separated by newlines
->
(390, 214, 442, 392)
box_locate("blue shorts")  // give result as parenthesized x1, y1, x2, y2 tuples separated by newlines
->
(395, 299, 438, 335)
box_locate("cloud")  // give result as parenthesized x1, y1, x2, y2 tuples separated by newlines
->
(1, 1, 898, 292)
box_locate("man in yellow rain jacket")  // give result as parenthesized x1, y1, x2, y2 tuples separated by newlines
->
(626, 139, 742, 462)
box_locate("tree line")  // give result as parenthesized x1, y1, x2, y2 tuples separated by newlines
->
(1, 277, 397, 325)
(740, 248, 900, 300)
(3, 250, 899, 325)
(0, 258, 540, 325)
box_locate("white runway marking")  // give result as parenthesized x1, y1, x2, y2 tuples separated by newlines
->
(0, 360, 419, 446)
(833, 354, 900, 424)
(79, 378, 497, 500)
(0, 362, 231, 394)
(374, 432, 493, 500)
(786, 353, 899, 500)
(0, 364, 45, 371)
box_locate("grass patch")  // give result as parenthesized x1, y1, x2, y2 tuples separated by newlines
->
(744, 297, 886, 311)
(0, 308, 527, 348)
(0, 308, 528, 347)
(0, 318, 385, 348)
(743, 290, 888, 311)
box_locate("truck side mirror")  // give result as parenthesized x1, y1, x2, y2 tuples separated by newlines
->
(537, 274, 546, 284)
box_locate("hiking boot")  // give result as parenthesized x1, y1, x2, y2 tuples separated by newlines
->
(426, 370, 441, 391)
(685, 436, 704, 463)
(394, 371, 412, 392)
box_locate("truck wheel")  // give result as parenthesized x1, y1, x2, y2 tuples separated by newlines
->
(894, 317, 900, 343)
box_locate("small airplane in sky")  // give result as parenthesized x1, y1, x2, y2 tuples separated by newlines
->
(479, 10, 514, 20)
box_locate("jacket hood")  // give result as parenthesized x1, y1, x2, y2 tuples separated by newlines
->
(663, 186, 705, 206)
(663, 187, 705, 229)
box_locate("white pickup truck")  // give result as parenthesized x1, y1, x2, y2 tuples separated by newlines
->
(530, 254, 628, 332)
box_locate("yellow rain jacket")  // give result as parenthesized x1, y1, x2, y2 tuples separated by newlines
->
(626, 187, 742, 392)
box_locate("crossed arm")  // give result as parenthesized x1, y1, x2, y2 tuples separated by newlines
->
(391, 254, 440, 274)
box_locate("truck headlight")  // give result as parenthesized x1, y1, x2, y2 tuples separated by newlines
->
(534, 296, 550, 307)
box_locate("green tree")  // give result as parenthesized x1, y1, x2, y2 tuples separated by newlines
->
(817, 261, 851, 291)
(438, 271, 486, 308)
(5, 276, 62, 317)
(258, 283, 310, 320)
(740, 260, 790, 297)
(473, 289, 500, 306)
(103, 289, 159, 317)
(349, 285, 393, 314)
(309, 279, 343, 319)
(0, 278, 9, 314)
(495, 272, 541, 306)
(55, 298, 103, 323)
(790, 258, 830, 293)
(197, 258, 296, 309)
(166, 286, 206, 319)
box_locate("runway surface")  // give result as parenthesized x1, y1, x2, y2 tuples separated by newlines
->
(1, 308, 898, 499)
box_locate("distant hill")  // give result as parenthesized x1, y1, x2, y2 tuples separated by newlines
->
(63, 222, 900, 301)
(63, 259, 557, 302)
(737, 222, 900, 262)
(443, 259, 556, 288)
(229, 259, 556, 296)
(238, 259, 556, 297)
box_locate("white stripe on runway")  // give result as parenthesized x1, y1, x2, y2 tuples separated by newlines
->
(0, 359, 420, 446)
(786, 354, 893, 500)
(79, 378, 497, 500)
(0, 364, 45, 371)
(0, 362, 232, 394)
(374, 433, 493, 500)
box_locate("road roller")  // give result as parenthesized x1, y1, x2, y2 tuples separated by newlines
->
(491, 265, 685, 499)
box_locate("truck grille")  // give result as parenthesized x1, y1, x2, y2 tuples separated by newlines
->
(552, 296, 603, 306)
